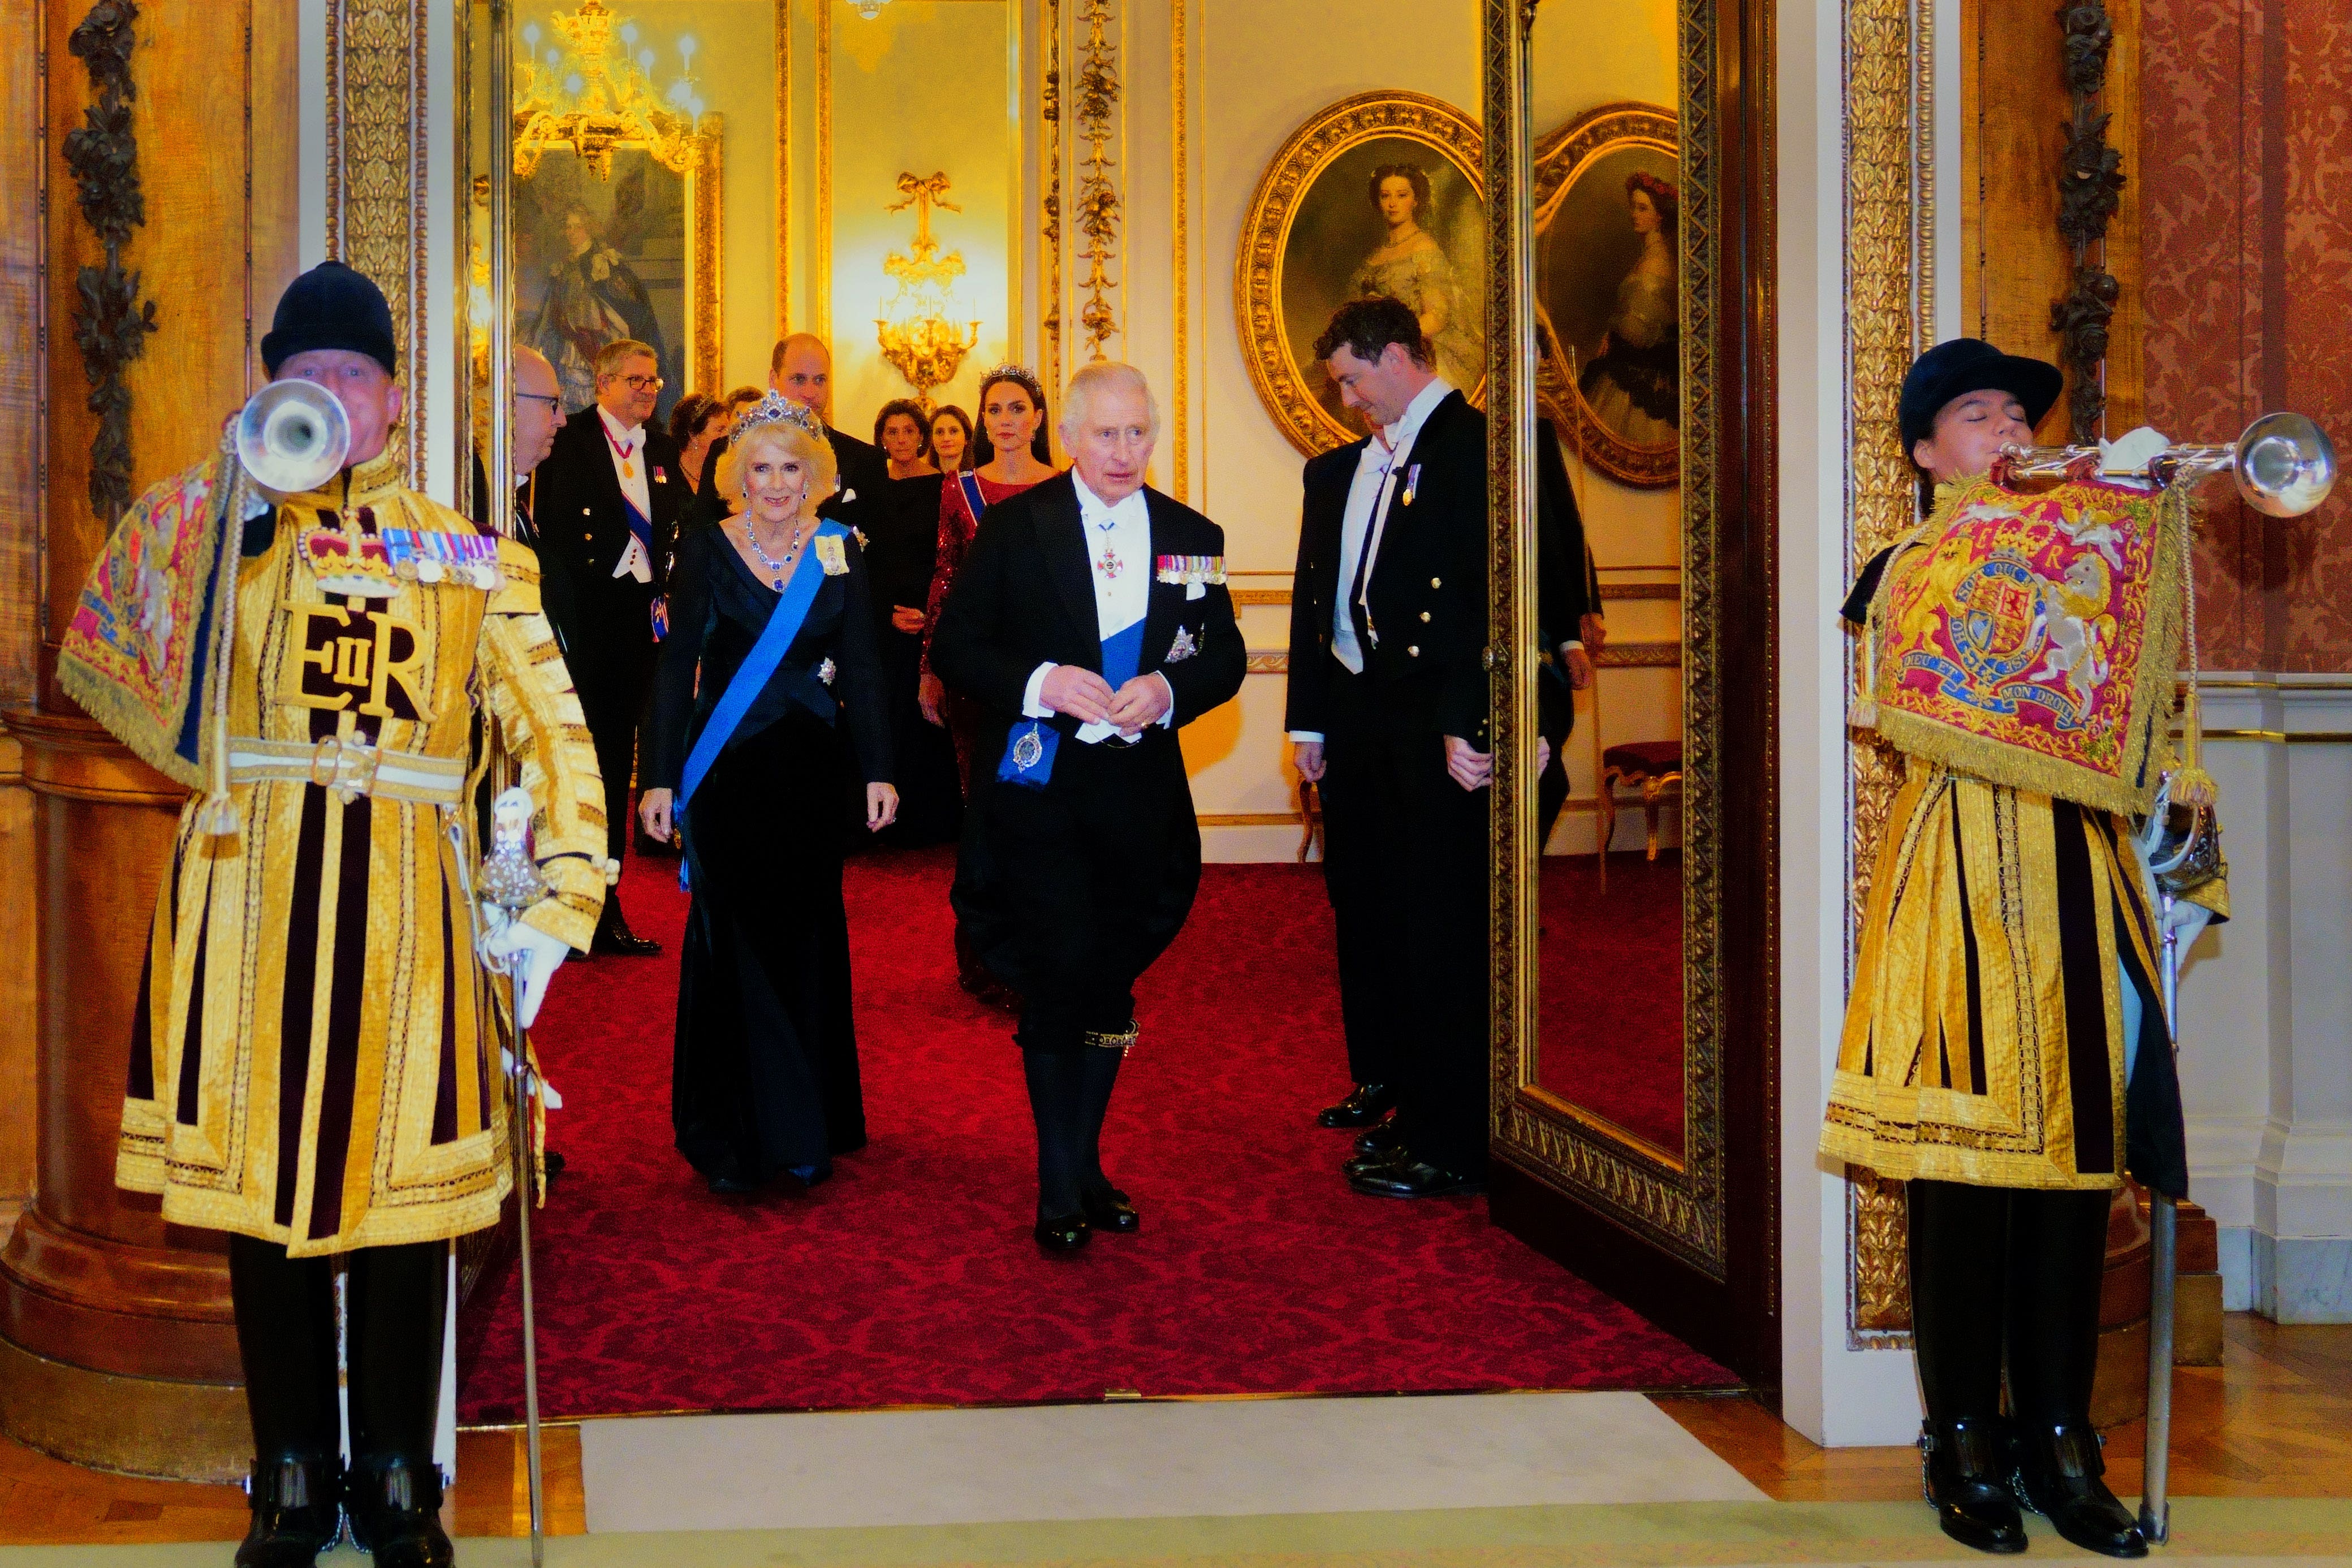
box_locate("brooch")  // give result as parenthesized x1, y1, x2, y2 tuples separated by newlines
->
(817, 656, 837, 686)
(815, 534, 850, 576)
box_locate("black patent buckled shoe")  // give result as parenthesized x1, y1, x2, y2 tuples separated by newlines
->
(1353, 1111, 1405, 1159)
(1317, 1082, 1397, 1128)
(1342, 1143, 1410, 1180)
(345, 1455, 454, 1568)
(2010, 1421, 2148, 1558)
(1033, 1211, 1090, 1252)
(1080, 1183, 1140, 1233)
(1918, 1419, 2026, 1555)
(236, 1455, 343, 1568)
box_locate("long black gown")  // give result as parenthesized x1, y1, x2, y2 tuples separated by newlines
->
(861, 472, 964, 845)
(650, 524, 894, 1185)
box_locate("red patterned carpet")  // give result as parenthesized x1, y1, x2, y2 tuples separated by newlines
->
(1534, 852, 1686, 1153)
(458, 843, 1732, 1422)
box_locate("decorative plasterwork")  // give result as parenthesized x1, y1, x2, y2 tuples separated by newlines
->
(63, 0, 156, 527)
(1842, 0, 1937, 1346)
(325, 0, 431, 485)
(1169, 0, 1187, 500)
(1039, 0, 1063, 396)
(1071, 0, 1121, 361)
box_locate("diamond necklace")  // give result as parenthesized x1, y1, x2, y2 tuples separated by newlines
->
(745, 518, 813, 588)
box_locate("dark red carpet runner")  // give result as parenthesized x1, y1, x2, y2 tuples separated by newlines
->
(458, 843, 1730, 1422)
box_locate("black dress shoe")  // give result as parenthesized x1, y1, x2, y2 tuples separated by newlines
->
(543, 1147, 567, 1185)
(2009, 1422, 2148, 1557)
(1034, 1211, 1090, 1251)
(1080, 1183, 1140, 1233)
(1318, 1082, 1397, 1128)
(346, 1455, 454, 1568)
(708, 1172, 763, 1195)
(236, 1455, 343, 1568)
(1918, 1419, 2027, 1555)
(592, 918, 662, 957)
(1353, 1112, 1404, 1158)
(1342, 1144, 1409, 1180)
(1348, 1158, 1483, 1198)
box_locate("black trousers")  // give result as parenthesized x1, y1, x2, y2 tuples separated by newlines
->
(981, 738, 1199, 1055)
(570, 632, 655, 868)
(1908, 1178, 2111, 1423)
(228, 1234, 447, 1468)
(1318, 661, 1490, 1173)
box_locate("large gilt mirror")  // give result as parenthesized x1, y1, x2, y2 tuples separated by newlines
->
(1485, 0, 1776, 1377)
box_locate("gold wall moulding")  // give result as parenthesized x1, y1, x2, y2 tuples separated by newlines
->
(1533, 101, 1681, 489)
(1236, 91, 1486, 458)
(327, 0, 431, 486)
(1072, 0, 1123, 361)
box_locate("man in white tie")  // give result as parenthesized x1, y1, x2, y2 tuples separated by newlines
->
(1285, 297, 1519, 1198)
(529, 337, 686, 954)
(930, 362, 1245, 1252)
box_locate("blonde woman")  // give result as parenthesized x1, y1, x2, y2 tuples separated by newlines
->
(641, 396, 897, 1194)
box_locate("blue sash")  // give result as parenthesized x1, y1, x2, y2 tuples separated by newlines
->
(679, 520, 847, 816)
(620, 493, 655, 555)
(956, 472, 988, 530)
(998, 619, 1146, 791)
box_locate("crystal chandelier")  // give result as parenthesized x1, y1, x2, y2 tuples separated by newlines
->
(874, 172, 982, 409)
(513, 1, 710, 180)
(852, 0, 891, 16)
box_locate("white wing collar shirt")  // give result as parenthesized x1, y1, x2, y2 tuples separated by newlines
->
(1288, 374, 1451, 744)
(598, 403, 655, 584)
(1020, 473, 1175, 742)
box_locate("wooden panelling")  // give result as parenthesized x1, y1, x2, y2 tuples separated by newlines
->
(0, 0, 39, 705)
(1958, 0, 2144, 439)
(0, 737, 31, 1216)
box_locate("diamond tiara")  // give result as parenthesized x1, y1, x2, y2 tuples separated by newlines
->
(735, 390, 827, 442)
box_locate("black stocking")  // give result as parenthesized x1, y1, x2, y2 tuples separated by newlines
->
(346, 1241, 448, 1466)
(1080, 1046, 1124, 1191)
(1908, 1178, 2007, 1422)
(2005, 1187, 2111, 1423)
(228, 1234, 340, 1466)
(1023, 1049, 1086, 1217)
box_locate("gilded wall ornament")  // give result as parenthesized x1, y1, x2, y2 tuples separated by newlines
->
(1234, 91, 1486, 458)
(1072, 0, 1122, 362)
(64, 0, 156, 526)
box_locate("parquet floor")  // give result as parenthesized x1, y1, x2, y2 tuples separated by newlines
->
(1655, 1316, 2352, 1502)
(0, 1316, 2341, 1545)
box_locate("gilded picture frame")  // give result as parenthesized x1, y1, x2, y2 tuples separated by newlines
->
(1533, 102, 1681, 490)
(1235, 91, 1487, 456)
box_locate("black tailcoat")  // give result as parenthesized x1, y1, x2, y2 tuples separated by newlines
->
(930, 472, 1245, 1050)
(529, 409, 687, 859)
(1280, 387, 1523, 1172)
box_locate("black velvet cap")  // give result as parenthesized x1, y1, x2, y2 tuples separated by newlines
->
(1898, 337, 2061, 452)
(260, 261, 398, 378)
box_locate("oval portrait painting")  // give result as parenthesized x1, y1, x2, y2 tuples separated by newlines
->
(1535, 102, 1680, 487)
(1237, 93, 1484, 454)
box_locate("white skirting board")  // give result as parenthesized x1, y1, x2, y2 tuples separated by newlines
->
(573, 1390, 1766, 1534)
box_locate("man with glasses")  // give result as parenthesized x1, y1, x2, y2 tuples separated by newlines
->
(531, 338, 685, 954)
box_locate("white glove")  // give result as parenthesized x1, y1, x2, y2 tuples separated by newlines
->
(478, 909, 572, 1030)
(2160, 896, 2214, 953)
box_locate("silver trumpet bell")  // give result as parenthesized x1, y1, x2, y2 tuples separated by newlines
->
(234, 379, 351, 495)
(2000, 413, 2337, 518)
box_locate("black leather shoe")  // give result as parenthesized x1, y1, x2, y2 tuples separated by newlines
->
(1342, 1144, 1409, 1180)
(346, 1455, 453, 1568)
(1353, 1112, 1405, 1158)
(592, 917, 662, 957)
(1034, 1211, 1090, 1252)
(1918, 1419, 2027, 1555)
(1318, 1082, 1397, 1128)
(2009, 1422, 2147, 1557)
(1348, 1159, 1483, 1198)
(236, 1455, 343, 1568)
(1081, 1184, 1140, 1233)
(709, 1172, 763, 1195)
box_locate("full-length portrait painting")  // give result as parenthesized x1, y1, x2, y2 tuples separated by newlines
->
(1534, 102, 1680, 487)
(1237, 93, 1485, 454)
(517, 147, 691, 418)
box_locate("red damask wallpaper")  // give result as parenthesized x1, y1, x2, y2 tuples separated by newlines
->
(2142, 0, 2352, 672)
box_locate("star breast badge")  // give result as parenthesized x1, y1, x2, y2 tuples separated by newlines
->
(1166, 626, 1198, 663)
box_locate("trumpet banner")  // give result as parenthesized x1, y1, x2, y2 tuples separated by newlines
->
(1862, 474, 2187, 817)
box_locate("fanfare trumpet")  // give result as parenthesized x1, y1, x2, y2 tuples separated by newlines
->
(233, 378, 352, 496)
(1996, 412, 2337, 517)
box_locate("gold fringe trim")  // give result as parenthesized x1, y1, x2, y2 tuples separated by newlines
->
(1861, 477, 2186, 818)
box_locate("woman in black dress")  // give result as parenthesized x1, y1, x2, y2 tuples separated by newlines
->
(864, 400, 963, 844)
(640, 403, 897, 1193)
